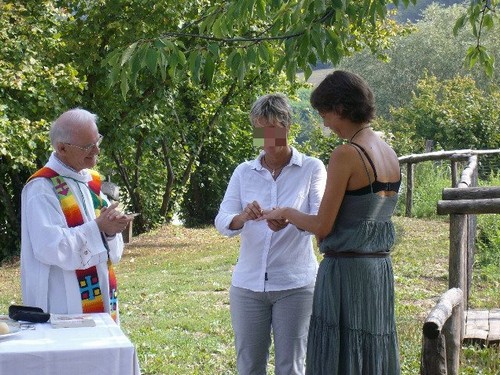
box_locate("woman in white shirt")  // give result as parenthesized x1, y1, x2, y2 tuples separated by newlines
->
(215, 93, 327, 375)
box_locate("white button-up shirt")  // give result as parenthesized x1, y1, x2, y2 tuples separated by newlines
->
(215, 147, 327, 292)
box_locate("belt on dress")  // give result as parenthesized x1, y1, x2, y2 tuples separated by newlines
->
(323, 251, 390, 258)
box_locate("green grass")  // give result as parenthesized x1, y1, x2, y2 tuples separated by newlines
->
(1, 217, 500, 374)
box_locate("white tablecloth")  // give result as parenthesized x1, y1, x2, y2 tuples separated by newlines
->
(0, 313, 140, 375)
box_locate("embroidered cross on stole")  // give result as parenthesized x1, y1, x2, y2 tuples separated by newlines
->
(28, 167, 118, 321)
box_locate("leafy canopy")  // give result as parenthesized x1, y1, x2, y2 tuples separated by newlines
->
(105, 0, 499, 98)
(104, 0, 409, 98)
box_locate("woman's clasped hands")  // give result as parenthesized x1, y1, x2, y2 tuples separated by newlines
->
(244, 202, 288, 232)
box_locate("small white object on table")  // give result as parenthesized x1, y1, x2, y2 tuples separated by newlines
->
(0, 313, 140, 375)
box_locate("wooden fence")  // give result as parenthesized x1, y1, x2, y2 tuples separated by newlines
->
(421, 288, 463, 375)
(418, 151, 500, 374)
(398, 149, 500, 217)
(436, 155, 500, 308)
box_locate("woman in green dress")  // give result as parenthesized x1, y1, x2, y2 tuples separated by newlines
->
(261, 70, 401, 374)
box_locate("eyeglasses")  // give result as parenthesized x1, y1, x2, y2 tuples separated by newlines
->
(64, 134, 103, 152)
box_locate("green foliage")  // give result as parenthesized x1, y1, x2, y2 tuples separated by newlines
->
(106, 0, 408, 98)
(56, 0, 302, 234)
(108, 0, 500, 98)
(476, 213, 500, 271)
(289, 89, 342, 165)
(0, 1, 86, 260)
(338, 3, 500, 119)
(454, 0, 499, 76)
(179, 105, 254, 228)
(378, 73, 500, 164)
(393, 0, 458, 23)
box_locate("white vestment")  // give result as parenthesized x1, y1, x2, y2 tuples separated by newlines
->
(20, 152, 124, 317)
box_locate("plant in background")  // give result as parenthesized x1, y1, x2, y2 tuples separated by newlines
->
(384, 74, 500, 168)
(476, 171, 500, 281)
(0, 2, 85, 261)
(395, 161, 451, 219)
(338, 3, 500, 119)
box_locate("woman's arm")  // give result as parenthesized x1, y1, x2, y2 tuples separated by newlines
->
(214, 167, 244, 235)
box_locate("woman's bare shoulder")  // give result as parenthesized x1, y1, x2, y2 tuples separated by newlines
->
(330, 143, 359, 160)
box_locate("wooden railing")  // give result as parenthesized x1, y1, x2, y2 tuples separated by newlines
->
(421, 288, 463, 375)
(399, 149, 500, 217)
(419, 153, 500, 373)
(437, 156, 500, 308)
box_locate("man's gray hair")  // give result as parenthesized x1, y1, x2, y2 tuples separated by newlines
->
(50, 108, 98, 148)
(249, 93, 292, 129)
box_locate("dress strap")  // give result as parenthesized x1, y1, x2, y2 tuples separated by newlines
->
(350, 142, 378, 179)
(349, 142, 375, 193)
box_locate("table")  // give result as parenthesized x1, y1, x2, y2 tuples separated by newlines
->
(0, 313, 140, 375)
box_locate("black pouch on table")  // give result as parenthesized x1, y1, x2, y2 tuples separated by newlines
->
(8, 304, 50, 323)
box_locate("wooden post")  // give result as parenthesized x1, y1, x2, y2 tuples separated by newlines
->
(457, 155, 477, 189)
(466, 165, 479, 305)
(438, 186, 500, 310)
(466, 214, 475, 308)
(421, 288, 463, 375)
(425, 140, 434, 152)
(451, 160, 458, 188)
(406, 162, 414, 217)
(449, 214, 468, 308)
(444, 292, 464, 375)
(421, 335, 447, 375)
(122, 221, 133, 243)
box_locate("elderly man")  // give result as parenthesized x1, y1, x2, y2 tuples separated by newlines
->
(20, 108, 132, 322)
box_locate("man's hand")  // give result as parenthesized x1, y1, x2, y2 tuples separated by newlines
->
(96, 202, 134, 236)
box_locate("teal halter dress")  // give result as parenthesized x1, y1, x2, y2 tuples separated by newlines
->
(305, 143, 401, 375)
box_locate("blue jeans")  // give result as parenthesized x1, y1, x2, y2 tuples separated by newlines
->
(230, 283, 315, 375)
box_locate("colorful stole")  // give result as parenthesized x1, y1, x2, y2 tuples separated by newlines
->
(28, 167, 118, 321)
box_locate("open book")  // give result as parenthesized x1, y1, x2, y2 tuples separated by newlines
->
(50, 314, 96, 328)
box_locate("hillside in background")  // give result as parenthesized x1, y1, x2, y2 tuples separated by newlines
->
(393, 0, 462, 22)
(306, 0, 465, 75)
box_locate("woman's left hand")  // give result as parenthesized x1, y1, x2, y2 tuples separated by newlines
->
(266, 218, 289, 232)
(259, 208, 289, 231)
(260, 207, 285, 221)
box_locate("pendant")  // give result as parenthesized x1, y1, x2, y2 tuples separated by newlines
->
(271, 169, 276, 177)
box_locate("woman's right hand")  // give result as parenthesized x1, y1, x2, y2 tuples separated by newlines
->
(229, 200, 263, 230)
(242, 201, 264, 221)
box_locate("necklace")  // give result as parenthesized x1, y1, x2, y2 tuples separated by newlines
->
(349, 126, 371, 143)
(262, 151, 292, 178)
